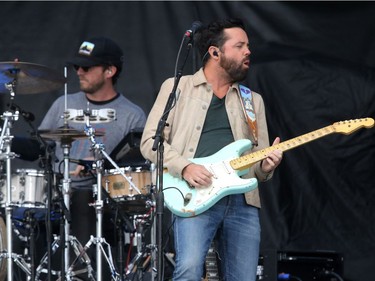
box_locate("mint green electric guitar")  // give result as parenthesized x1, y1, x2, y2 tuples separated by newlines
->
(163, 118, 374, 217)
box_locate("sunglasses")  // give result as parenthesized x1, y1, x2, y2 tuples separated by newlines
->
(73, 65, 96, 72)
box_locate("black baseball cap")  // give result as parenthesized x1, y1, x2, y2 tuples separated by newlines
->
(67, 37, 124, 68)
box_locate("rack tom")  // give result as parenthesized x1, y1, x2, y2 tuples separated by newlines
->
(0, 169, 47, 208)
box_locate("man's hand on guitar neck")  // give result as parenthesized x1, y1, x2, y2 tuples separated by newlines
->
(261, 137, 283, 173)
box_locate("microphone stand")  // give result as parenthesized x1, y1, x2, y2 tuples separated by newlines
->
(151, 37, 193, 281)
(23, 112, 57, 281)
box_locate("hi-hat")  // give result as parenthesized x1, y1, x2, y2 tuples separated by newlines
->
(38, 127, 105, 143)
(0, 61, 66, 95)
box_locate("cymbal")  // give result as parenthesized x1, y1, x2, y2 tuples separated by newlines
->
(0, 61, 66, 95)
(38, 127, 105, 142)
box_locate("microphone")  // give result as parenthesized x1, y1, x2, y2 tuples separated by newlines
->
(7, 103, 35, 121)
(184, 21, 203, 39)
(21, 111, 35, 122)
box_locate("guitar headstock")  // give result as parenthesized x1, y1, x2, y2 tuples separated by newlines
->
(333, 118, 374, 135)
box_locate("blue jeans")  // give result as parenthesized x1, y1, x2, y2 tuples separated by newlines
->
(172, 194, 260, 281)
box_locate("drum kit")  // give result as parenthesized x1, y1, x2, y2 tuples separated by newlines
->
(0, 61, 158, 281)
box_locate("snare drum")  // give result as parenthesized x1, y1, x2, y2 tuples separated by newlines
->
(102, 167, 151, 200)
(0, 169, 47, 208)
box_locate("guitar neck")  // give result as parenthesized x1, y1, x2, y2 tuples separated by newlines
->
(230, 124, 336, 170)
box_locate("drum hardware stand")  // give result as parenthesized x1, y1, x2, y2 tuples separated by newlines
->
(35, 182, 93, 281)
(0, 85, 34, 281)
(22, 99, 58, 281)
(106, 180, 157, 281)
(0, 60, 66, 280)
(36, 121, 98, 281)
(35, 132, 95, 281)
(36, 164, 95, 280)
(24, 210, 37, 281)
(70, 174, 116, 281)
(116, 221, 125, 281)
(1, 88, 60, 281)
(11, 209, 39, 281)
(66, 111, 123, 281)
(102, 168, 157, 281)
(55, 106, 145, 280)
(61, 137, 73, 279)
(39, 105, 119, 280)
(102, 187, 136, 280)
(35, 233, 94, 281)
(125, 214, 154, 281)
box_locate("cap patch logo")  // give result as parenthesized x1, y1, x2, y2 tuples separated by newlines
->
(78, 41, 95, 56)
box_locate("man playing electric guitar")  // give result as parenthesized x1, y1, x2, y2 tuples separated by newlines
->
(140, 18, 283, 281)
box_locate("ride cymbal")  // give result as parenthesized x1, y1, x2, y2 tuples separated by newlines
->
(0, 61, 66, 95)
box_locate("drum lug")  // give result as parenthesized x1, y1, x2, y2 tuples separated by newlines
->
(20, 191, 25, 202)
(104, 179, 109, 193)
(20, 176, 26, 186)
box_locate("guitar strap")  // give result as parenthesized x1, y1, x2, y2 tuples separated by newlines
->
(238, 84, 258, 146)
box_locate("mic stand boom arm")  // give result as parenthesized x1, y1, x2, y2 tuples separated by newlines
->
(151, 41, 192, 281)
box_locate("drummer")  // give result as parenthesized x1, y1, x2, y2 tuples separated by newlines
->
(38, 36, 146, 257)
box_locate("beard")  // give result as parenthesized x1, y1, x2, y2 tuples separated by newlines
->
(80, 78, 105, 94)
(220, 55, 248, 82)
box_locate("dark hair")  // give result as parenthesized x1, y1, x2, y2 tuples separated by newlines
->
(195, 18, 246, 66)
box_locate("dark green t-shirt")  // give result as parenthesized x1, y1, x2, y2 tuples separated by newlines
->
(195, 95, 234, 158)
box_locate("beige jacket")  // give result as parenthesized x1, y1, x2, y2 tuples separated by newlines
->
(140, 68, 273, 208)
